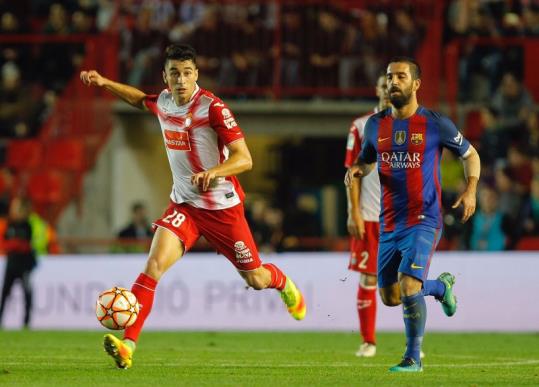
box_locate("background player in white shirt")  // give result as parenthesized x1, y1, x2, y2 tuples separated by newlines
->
(80, 44, 306, 369)
(344, 75, 388, 357)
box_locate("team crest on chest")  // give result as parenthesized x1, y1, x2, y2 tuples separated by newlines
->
(411, 133, 423, 145)
(184, 113, 192, 128)
(394, 131, 406, 145)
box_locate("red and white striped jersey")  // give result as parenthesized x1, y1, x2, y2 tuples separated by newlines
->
(344, 110, 381, 222)
(144, 85, 245, 210)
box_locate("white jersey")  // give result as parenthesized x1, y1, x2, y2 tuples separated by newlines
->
(344, 111, 381, 222)
(145, 85, 245, 210)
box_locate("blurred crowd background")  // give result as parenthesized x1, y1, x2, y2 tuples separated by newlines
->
(0, 0, 538, 254)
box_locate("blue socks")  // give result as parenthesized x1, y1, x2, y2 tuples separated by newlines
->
(402, 291, 426, 363)
(422, 279, 445, 299)
(400, 279, 445, 363)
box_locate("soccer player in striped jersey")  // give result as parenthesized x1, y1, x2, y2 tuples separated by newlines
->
(345, 57, 480, 372)
(344, 74, 388, 357)
(80, 44, 306, 369)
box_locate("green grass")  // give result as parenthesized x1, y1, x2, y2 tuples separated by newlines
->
(0, 331, 538, 386)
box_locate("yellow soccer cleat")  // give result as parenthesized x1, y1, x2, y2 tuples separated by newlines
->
(103, 334, 133, 369)
(280, 277, 306, 321)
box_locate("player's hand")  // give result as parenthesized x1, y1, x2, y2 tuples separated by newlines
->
(80, 70, 106, 87)
(191, 170, 217, 192)
(344, 166, 363, 187)
(452, 189, 477, 223)
(347, 210, 365, 239)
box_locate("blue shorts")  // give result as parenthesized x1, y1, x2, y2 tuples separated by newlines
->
(377, 226, 441, 288)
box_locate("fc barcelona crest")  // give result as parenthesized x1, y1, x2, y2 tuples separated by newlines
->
(411, 133, 423, 145)
(394, 131, 406, 145)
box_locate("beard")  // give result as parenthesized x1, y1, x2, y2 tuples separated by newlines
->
(389, 86, 412, 109)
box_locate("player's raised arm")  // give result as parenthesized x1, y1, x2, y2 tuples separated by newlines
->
(452, 145, 481, 223)
(80, 70, 148, 110)
(190, 138, 253, 192)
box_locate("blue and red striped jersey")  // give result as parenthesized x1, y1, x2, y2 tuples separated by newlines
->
(359, 106, 470, 232)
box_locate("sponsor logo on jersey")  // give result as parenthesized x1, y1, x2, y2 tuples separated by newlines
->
(224, 117, 237, 129)
(411, 133, 423, 145)
(222, 108, 231, 119)
(234, 241, 253, 264)
(380, 152, 421, 168)
(213, 102, 225, 107)
(346, 132, 355, 150)
(164, 130, 191, 151)
(394, 131, 406, 145)
(453, 131, 463, 145)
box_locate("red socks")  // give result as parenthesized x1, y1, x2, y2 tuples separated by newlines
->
(124, 273, 157, 343)
(262, 263, 287, 291)
(357, 284, 377, 344)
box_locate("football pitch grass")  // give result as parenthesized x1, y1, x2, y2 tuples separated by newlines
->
(1, 331, 538, 386)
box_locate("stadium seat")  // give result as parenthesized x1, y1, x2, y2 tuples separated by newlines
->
(27, 169, 68, 205)
(464, 110, 485, 143)
(515, 237, 539, 250)
(26, 169, 71, 223)
(6, 139, 44, 171)
(44, 138, 86, 171)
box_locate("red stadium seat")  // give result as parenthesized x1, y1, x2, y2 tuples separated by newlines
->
(26, 169, 71, 222)
(464, 110, 485, 143)
(27, 170, 68, 205)
(44, 138, 86, 171)
(515, 237, 539, 250)
(6, 139, 44, 171)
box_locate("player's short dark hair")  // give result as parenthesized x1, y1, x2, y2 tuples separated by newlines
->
(164, 44, 197, 67)
(388, 56, 421, 80)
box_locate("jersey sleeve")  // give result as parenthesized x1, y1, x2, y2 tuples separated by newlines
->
(344, 124, 361, 168)
(358, 118, 377, 164)
(144, 94, 159, 116)
(208, 100, 245, 144)
(438, 115, 471, 157)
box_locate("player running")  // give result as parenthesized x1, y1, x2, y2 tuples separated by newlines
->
(344, 75, 388, 357)
(345, 57, 480, 372)
(80, 44, 306, 369)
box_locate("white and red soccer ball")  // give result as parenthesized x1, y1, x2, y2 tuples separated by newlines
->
(96, 287, 139, 330)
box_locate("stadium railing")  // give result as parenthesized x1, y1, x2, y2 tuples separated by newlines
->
(53, 234, 539, 254)
(56, 236, 350, 254)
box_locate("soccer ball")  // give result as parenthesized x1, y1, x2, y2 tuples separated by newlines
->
(96, 287, 139, 330)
